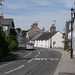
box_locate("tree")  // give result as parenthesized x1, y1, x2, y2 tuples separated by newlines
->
(22, 30, 26, 36)
(6, 29, 18, 51)
(0, 0, 4, 6)
(16, 28, 21, 33)
(0, 28, 9, 56)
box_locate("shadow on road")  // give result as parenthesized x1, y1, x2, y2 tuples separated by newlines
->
(0, 46, 25, 63)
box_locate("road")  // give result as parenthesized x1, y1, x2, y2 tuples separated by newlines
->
(0, 44, 62, 75)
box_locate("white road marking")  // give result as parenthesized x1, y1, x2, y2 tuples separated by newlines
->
(28, 58, 33, 63)
(28, 57, 59, 63)
(51, 58, 53, 60)
(0, 51, 21, 68)
(41, 58, 44, 60)
(4, 65, 25, 74)
(33, 58, 59, 61)
(38, 58, 41, 60)
(35, 50, 40, 57)
(23, 52, 32, 58)
(26, 50, 40, 63)
(56, 58, 59, 60)
(45, 58, 47, 60)
(0, 62, 13, 68)
(34, 58, 38, 60)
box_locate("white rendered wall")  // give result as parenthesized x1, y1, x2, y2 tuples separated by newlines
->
(52, 32, 64, 48)
(73, 19, 75, 56)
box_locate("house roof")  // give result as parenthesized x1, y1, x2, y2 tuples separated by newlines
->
(27, 27, 41, 32)
(31, 33, 42, 41)
(0, 18, 14, 26)
(36, 31, 58, 40)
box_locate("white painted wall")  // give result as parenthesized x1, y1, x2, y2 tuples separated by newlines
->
(34, 41, 38, 47)
(48, 39, 50, 48)
(68, 31, 71, 40)
(52, 32, 64, 48)
(34, 40, 48, 48)
(34, 31, 64, 48)
(73, 19, 75, 55)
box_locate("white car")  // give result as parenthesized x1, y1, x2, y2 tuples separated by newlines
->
(26, 42, 34, 50)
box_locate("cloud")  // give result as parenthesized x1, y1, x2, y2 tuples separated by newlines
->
(3, 0, 73, 32)
(4, 9, 70, 32)
(4, 2, 27, 9)
(58, 0, 74, 8)
(32, 0, 53, 6)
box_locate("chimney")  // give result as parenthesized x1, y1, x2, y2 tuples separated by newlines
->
(31, 22, 38, 28)
(42, 27, 45, 31)
(50, 24, 56, 32)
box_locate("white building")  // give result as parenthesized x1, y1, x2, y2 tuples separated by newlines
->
(73, 19, 75, 56)
(34, 31, 64, 48)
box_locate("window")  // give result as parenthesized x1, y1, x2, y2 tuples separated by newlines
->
(62, 35, 64, 38)
(53, 41, 56, 46)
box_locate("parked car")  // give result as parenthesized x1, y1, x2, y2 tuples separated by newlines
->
(26, 42, 34, 50)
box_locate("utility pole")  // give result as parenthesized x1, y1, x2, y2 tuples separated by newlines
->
(70, 8, 74, 58)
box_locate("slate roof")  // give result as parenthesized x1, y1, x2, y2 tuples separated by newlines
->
(27, 27, 41, 32)
(36, 31, 58, 40)
(31, 33, 42, 41)
(0, 18, 14, 26)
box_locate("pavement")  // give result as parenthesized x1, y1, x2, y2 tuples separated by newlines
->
(53, 48, 75, 75)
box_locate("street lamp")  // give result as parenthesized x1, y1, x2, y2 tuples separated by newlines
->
(70, 8, 74, 58)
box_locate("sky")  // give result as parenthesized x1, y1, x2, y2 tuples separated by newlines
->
(0, 0, 75, 32)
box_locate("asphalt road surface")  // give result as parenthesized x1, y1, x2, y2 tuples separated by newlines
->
(0, 44, 62, 75)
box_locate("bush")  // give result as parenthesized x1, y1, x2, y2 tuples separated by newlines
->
(67, 48, 71, 52)
(0, 29, 10, 56)
(8, 41, 18, 50)
(6, 29, 18, 51)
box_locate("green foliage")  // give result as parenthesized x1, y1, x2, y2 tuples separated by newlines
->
(16, 28, 21, 33)
(8, 41, 18, 50)
(67, 48, 71, 52)
(0, 0, 4, 6)
(8, 51, 16, 55)
(0, 28, 9, 56)
(64, 35, 69, 50)
(6, 29, 18, 50)
(0, 29, 6, 47)
(22, 30, 26, 36)
(0, 28, 18, 57)
(10, 29, 17, 36)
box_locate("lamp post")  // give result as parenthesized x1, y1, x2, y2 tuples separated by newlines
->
(70, 8, 74, 58)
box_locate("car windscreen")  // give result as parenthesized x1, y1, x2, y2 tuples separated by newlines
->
(27, 43, 34, 45)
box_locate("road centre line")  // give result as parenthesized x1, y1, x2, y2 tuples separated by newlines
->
(4, 65, 25, 74)
(28, 50, 41, 63)
(35, 50, 40, 57)
(28, 50, 40, 63)
(28, 58, 33, 63)
(23, 52, 32, 58)
(0, 62, 13, 68)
